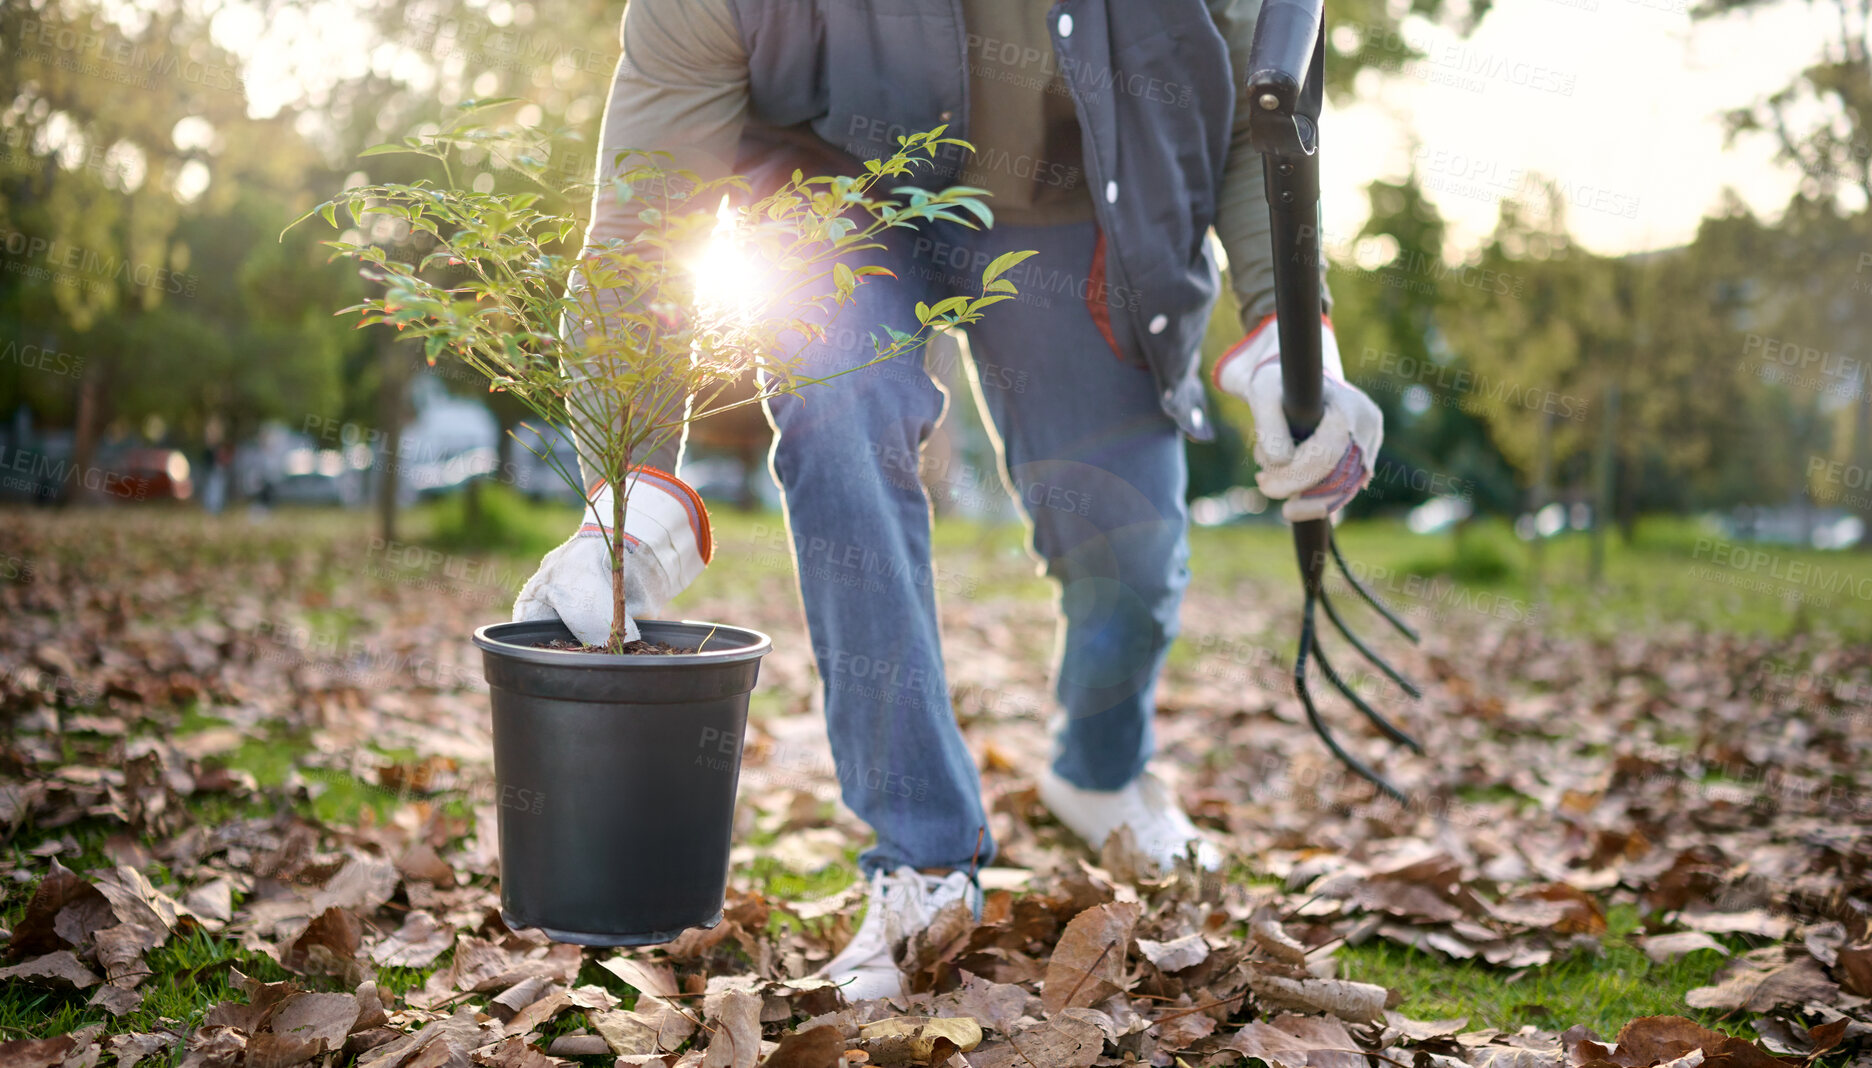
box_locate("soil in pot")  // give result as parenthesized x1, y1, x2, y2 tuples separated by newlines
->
(532, 637, 688, 655)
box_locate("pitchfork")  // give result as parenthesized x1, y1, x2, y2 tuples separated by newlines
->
(1244, 0, 1425, 802)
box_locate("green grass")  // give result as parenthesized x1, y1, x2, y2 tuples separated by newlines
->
(744, 853, 859, 906)
(0, 924, 296, 1043)
(421, 481, 580, 560)
(1187, 514, 1872, 642)
(1336, 906, 1743, 1037)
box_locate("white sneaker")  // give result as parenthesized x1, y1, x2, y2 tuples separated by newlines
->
(819, 866, 982, 1001)
(1038, 767, 1224, 874)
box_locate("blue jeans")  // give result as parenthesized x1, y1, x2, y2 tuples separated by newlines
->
(762, 217, 1191, 875)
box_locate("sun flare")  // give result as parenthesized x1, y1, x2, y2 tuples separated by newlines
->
(690, 195, 759, 319)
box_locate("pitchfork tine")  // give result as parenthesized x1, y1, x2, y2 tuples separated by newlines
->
(1328, 535, 1420, 643)
(1298, 595, 1409, 803)
(1317, 585, 1423, 700)
(1308, 615, 1424, 753)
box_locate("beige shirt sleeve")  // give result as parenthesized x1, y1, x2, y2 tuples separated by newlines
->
(1207, 0, 1332, 334)
(568, 0, 750, 479)
(584, 0, 751, 248)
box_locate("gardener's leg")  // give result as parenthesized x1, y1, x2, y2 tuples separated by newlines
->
(946, 219, 1190, 791)
(763, 230, 994, 875)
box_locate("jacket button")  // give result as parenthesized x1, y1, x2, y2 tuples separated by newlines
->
(1105, 180, 1118, 203)
(1148, 314, 1168, 334)
(940, 110, 952, 121)
(1058, 12, 1074, 36)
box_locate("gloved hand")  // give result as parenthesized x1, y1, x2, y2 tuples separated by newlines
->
(513, 467, 713, 647)
(1214, 314, 1382, 522)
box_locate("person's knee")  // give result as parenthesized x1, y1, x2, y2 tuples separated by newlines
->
(769, 357, 944, 490)
(1044, 517, 1187, 607)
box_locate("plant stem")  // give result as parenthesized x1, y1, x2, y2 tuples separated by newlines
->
(611, 478, 628, 652)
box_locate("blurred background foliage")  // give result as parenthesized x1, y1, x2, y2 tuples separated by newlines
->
(2, 0, 1869, 550)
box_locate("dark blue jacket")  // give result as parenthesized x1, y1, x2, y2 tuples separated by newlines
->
(723, 0, 1236, 441)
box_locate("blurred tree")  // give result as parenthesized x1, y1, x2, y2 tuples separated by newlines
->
(1332, 171, 1522, 517)
(1696, 0, 1872, 545)
(0, 0, 354, 492)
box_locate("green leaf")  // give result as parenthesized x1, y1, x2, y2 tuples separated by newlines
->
(454, 96, 522, 117)
(834, 262, 856, 292)
(357, 143, 413, 158)
(279, 206, 321, 241)
(954, 198, 995, 229)
(981, 249, 1038, 285)
(928, 295, 970, 319)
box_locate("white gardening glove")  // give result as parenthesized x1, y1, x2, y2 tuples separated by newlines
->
(513, 467, 713, 647)
(1214, 314, 1382, 522)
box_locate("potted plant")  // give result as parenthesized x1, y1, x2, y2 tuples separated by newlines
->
(288, 102, 1029, 944)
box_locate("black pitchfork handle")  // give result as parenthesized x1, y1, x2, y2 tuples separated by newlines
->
(1247, 0, 1330, 591)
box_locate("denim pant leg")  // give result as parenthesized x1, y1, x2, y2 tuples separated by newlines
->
(763, 231, 996, 876)
(949, 219, 1192, 791)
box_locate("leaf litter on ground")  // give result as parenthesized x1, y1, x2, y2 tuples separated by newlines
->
(1, 512, 1868, 1068)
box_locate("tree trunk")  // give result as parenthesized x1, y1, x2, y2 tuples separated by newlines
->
(1529, 407, 1554, 590)
(69, 361, 104, 506)
(1589, 382, 1619, 582)
(1856, 379, 1872, 551)
(375, 337, 410, 544)
(495, 415, 516, 485)
(1615, 455, 1639, 545)
(463, 475, 483, 529)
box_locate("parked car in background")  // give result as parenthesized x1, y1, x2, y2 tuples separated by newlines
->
(0, 427, 194, 504)
(103, 447, 194, 501)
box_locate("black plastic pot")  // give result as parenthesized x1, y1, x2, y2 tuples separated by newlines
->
(472, 618, 771, 945)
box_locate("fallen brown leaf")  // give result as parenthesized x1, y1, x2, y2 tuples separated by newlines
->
(1040, 901, 1138, 1015)
(369, 910, 454, 969)
(601, 956, 681, 998)
(474, 1037, 555, 1068)
(857, 1017, 982, 1064)
(1635, 933, 1729, 964)
(982, 1011, 1105, 1068)
(266, 992, 360, 1053)
(1138, 931, 1210, 972)
(1684, 957, 1837, 1014)
(7, 862, 112, 959)
(1221, 1013, 1366, 1068)
(0, 949, 101, 989)
(701, 983, 762, 1068)
(1834, 944, 1872, 997)
(1251, 916, 1309, 965)
(88, 983, 144, 1017)
(1246, 968, 1390, 1025)
(102, 1033, 176, 1068)
(0, 1037, 77, 1068)
(758, 1028, 843, 1068)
